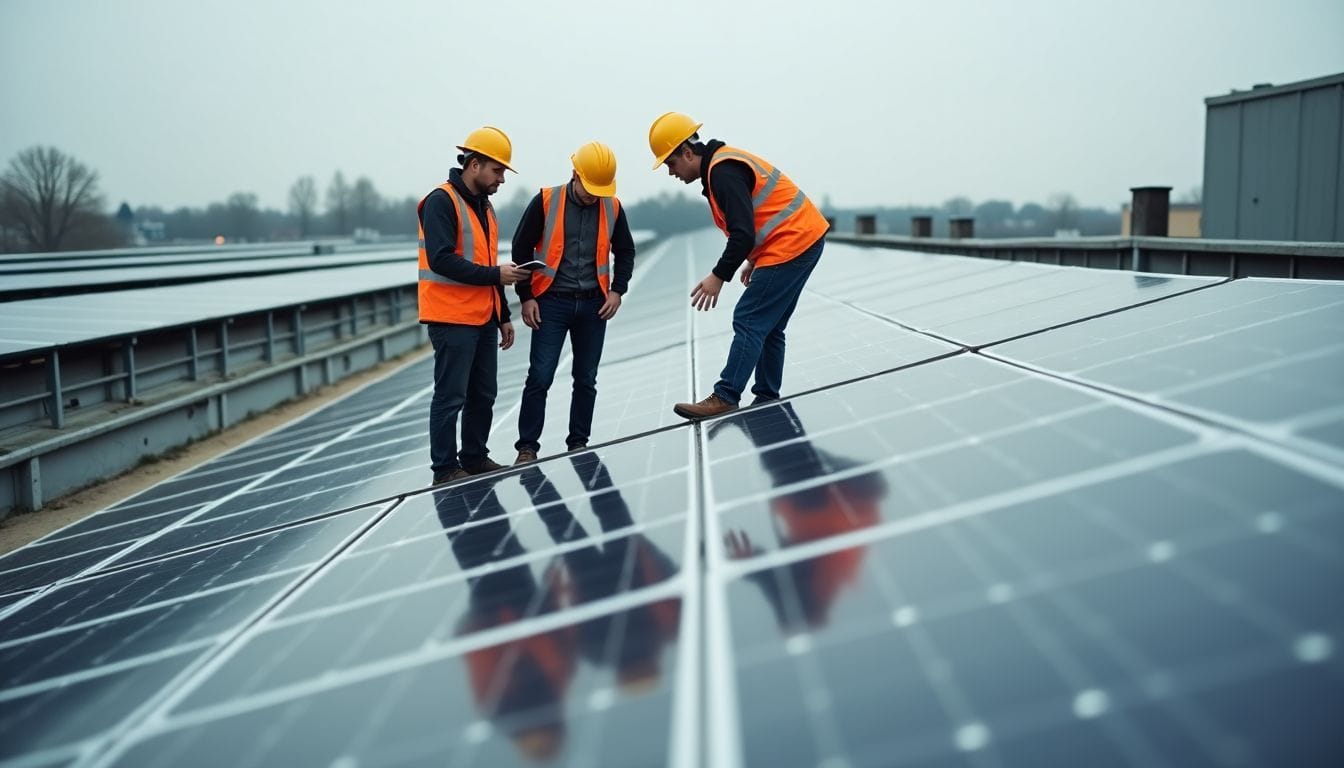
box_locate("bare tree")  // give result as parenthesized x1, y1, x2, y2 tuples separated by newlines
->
(1177, 185, 1202, 204)
(288, 175, 317, 237)
(0, 146, 114, 252)
(1047, 192, 1078, 232)
(942, 196, 974, 217)
(226, 192, 260, 241)
(350, 176, 381, 230)
(327, 171, 351, 235)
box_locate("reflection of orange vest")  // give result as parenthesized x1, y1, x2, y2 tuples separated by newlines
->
(632, 539, 681, 637)
(529, 184, 619, 297)
(416, 183, 501, 324)
(773, 488, 879, 618)
(464, 607, 576, 711)
(706, 146, 829, 267)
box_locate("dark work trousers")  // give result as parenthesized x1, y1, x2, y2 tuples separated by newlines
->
(428, 321, 498, 475)
(515, 292, 607, 453)
(714, 237, 824, 404)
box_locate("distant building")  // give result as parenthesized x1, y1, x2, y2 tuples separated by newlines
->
(1201, 72, 1344, 241)
(1120, 203, 1202, 237)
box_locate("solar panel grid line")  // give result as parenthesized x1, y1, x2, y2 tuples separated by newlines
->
(953, 277, 1234, 352)
(980, 350, 1344, 469)
(64, 499, 401, 767)
(716, 438, 1221, 585)
(872, 449, 1336, 765)
(0, 637, 221, 705)
(720, 450, 1337, 766)
(341, 464, 691, 560)
(706, 401, 1205, 518)
(950, 510, 1250, 764)
(0, 351, 434, 577)
(669, 421, 704, 768)
(264, 514, 686, 633)
(802, 285, 972, 350)
(55, 376, 435, 579)
(980, 281, 1344, 370)
(702, 375, 1108, 471)
(91, 580, 689, 763)
(0, 565, 311, 656)
(930, 515, 1177, 765)
(5, 505, 395, 768)
(687, 272, 748, 766)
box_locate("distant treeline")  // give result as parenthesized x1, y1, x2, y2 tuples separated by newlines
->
(1, 144, 1124, 253)
(819, 195, 1122, 238)
(126, 188, 1125, 245)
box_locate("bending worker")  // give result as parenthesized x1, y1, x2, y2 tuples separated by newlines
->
(418, 126, 527, 485)
(511, 141, 636, 464)
(648, 112, 829, 420)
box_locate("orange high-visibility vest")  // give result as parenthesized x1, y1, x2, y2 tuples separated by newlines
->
(529, 184, 620, 297)
(416, 183, 501, 324)
(706, 146, 829, 267)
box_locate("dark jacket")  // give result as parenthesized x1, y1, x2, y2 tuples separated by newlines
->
(698, 139, 758, 282)
(510, 181, 637, 301)
(418, 167, 510, 323)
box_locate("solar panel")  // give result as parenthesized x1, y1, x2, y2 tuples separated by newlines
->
(985, 277, 1344, 462)
(1, 231, 1340, 767)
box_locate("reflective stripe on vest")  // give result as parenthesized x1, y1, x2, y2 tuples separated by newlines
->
(529, 184, 618, 297)
(707, 146, 829, 268)
(416, 182, 500, 324)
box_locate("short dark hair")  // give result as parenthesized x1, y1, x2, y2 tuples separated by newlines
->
(669, 136, 706, 160)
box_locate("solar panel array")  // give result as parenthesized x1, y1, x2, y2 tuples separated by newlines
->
(1, 230, 1341, 767)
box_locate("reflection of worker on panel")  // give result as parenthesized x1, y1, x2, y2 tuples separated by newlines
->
(519, 453, 680, 696)
(717, 402, 888, 632)
(433, 477, 576, 762)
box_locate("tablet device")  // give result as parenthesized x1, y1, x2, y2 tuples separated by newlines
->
(517, 260, 548, 271)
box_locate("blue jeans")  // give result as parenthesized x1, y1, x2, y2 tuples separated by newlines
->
(428, 321, 498, 474)
(516, 292, 608, 452)
(714, 237, 824, 404)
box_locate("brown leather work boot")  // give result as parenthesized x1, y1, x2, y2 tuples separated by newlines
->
(673, 393, 738, 421)
(432, 468, 471, 486)
(462, 456, 504, 475)
(515, 448, 538, 465)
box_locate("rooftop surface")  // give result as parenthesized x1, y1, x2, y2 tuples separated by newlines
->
(1, 230, 1341, 767)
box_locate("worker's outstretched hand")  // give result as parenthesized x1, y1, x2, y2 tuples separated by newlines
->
(499, 321, 515, 350)
(598, 291, 622, 320)
(691, 274, 724, 311)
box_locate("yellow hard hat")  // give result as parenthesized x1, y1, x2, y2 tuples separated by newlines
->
(648, 111, 703, 169)
(457, 125, 515, 172)
(571, 141, 617, 197)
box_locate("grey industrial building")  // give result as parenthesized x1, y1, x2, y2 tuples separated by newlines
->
(1202, 72, 1344, 241)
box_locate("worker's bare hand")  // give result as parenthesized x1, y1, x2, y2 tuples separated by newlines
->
(739, 262, 755, 286)
(597, 291, 622, 320)
(521, 299, 541, 330)
(690, 274, 724, 311)
(499, 321, 515, 350)
(498, 263, 526, 285)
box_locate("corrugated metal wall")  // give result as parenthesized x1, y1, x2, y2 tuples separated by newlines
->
(1202, 74, 1344, 241)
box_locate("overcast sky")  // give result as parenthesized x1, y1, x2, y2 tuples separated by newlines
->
(3, 0, 1342, 215)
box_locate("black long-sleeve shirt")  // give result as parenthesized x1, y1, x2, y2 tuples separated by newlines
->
(698, 139, 759, 282)
(510, 181, 637, 302)
(418, 167, 510, 323)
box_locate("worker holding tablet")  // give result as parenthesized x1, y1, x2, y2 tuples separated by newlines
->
(510, 141, 637, 464)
